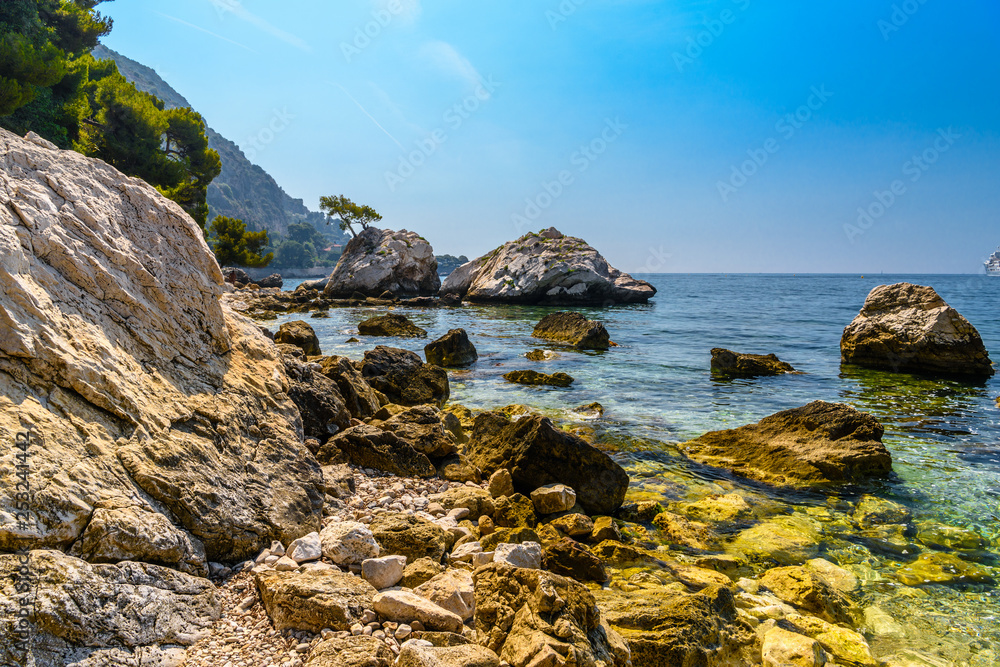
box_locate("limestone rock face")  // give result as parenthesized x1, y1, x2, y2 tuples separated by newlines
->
(465, 413, 629, 515)
(533, 311, 611, 349)
(424, 328, 478, 367)
(711, 348, 797, 378)
(0, 550, 219, 667)
(318, 355, 381, 420)
(323, 227, 440, 298)
(473, 562, 630, 667)
(360, 346, 450, 406)
(440, 229, 655, 305)
(0, 129, 322, 564)
(682, 401, 892, 488)
(841, 283, 994, 378)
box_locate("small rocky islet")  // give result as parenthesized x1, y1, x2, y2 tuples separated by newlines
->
(0, 130, 998, 667)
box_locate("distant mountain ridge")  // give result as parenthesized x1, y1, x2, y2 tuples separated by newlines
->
(92, 45, 339, 239)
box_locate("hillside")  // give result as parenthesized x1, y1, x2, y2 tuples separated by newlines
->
(92, 45, 341, 240)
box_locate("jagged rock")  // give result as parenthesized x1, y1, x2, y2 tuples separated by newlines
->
(255, 568, 376, 632)
(323, 227, 440, 298)
(430, 486, 496, 519)
(488, 469, 515, 499)
(493, 542, 543, 569)
(502, 369, 574, 388)
(0, 550, 218, 667)
(465, 413, 629, 515)
(376, 405, 458, 458)
(590, 516, 622, 543)
(681, 401, 892, 487)
(317, 425, 436, 478)
(710, 348, 797, 378)
(284, 355, 352, 440)
(369, 513, 452, 563)
(594, 584, 753, 667)
(318, 355, 381, 420)
(841, 283, 994, 378)
(360, 346, 450, 406)
(573, 401, 604, 418)
(424, 328, 478, 367)
(474, 562, 630, 667)
(0, 129, 322, 565)
(358, 313, 427, 338)
(493, 493, 538, 529)
(440, 229, 655, 305)
(533, 311, 611, 349)
(401, 558, 446, 589)
(275, 319, 322, 356)
(549, 513, 594, 538)
(731, 515, 821, 566)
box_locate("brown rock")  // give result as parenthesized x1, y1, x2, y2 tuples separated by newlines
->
(255, 568, 376, 633)
(359, 313, 427, 338)
(532, 311, 611, 349)
(543, 537, 608, 582)
(424, 328, 478, 367)
(711, 348, 797, 378)
(318, 425, 435, 478)
(502, 370, 574, 388)
(275, 320, 322, 356)
(360, 346, 449, 406)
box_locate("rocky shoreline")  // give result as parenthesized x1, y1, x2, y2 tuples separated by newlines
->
(1, 129, 998, 667)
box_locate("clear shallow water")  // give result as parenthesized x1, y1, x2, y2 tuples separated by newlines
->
(274, 274, 1000, 664)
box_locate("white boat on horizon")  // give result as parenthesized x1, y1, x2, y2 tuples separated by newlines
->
(986, 247, 1000, 276)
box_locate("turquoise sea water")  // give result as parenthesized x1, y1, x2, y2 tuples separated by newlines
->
(274, 274, 1000, 665)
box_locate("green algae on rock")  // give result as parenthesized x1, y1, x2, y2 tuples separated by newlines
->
(895, 552, 995, 586)
(532, 311, 612, 349)
(681, 401, 892, 488)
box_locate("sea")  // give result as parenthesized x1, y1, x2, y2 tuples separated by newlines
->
(275, 274, 1000, 665)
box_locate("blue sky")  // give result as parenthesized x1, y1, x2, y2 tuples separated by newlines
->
(99, 0, 1000, 273)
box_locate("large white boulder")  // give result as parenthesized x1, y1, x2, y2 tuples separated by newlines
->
(323, 227, 439, 297)
(441, 227, 655, 305)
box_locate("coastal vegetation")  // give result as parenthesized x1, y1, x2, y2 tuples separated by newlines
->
(320, 193, 383, 238)
(207, 216, 273, 269)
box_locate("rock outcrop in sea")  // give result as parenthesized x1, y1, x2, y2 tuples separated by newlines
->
(440, 227, 656, 305)
(710, 348, 797, 378)
(0, 128, 322, 664)
(681, 401, 893, 487)
(841, 282, 994, 378)
(323, 227, 439, 298)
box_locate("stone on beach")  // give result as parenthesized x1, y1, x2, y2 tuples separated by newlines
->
(414, 569, 476, 621)
(360, 345, 450, 406)
(493, 541, 543, 569)
(255, 568, 376, 633)
(317, 424, 437, 478)
(396, 644, 501, 667)
(320, 521, 380, 566)
(530, 483, 577, 514)
(373, 590, 465, 633)
(362, 555, 407, 590)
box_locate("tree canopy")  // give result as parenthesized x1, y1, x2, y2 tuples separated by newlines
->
(319, 194, 382, 238)
(0, 1, 221, 227)
(208, 216, 272, 268)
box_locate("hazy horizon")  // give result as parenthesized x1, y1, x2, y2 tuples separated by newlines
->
(99, 0, 1000, 274)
